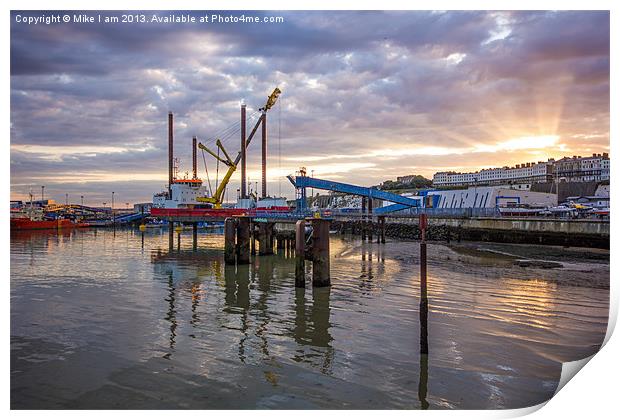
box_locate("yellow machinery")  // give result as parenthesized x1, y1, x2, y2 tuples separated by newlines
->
(197, 87, 282, 208)
(196, 139, 236, 208)
(259, 87, 281, 112)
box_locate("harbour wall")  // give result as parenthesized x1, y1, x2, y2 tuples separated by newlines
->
(329, 217, 609, 249)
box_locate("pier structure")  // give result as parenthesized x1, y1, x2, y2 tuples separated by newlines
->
(216, 215, 332, 288)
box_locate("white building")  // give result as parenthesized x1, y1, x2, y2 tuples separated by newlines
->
(433, 160, 554, 188)
(433, 153, 609, 187)
(427, 187, 557, 209)
(601, 157, 610, 181)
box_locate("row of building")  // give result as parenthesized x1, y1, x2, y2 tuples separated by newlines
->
(432, 153, 609, 187)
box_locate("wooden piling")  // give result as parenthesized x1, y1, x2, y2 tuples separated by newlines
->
(258, 222, 274, 255)
(192, 222, 198, 250)
(380, 216, 386, 243)
(268, 223, 275, 253)
(368, 198, 373, 242)
(237, 217, 250, 264)
(224, 218, 236, 264)
(250, 222, 256, 255)
(311, 218, 331, 287)
(295, 220, 305, 288)
(277, 234, 285, 251)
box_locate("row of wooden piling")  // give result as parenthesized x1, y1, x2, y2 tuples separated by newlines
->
(224, 217, 331, 288)
(168, 221, 200, 251)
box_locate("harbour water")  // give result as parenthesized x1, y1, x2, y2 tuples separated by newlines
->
(11, 228, 609, 409)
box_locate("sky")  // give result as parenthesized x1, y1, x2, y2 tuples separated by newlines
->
(10, 10, 610, 206)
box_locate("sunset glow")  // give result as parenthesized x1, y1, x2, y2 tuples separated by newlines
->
(10, 11, 609, 205)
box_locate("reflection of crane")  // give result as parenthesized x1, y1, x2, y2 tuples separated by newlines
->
(197, 139, 236, 208)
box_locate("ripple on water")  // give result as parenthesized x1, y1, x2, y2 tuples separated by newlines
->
(10, 228, 609, 409)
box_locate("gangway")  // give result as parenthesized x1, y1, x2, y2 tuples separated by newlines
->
(113, 212, 146, 223)
(288, 175, 422, 212)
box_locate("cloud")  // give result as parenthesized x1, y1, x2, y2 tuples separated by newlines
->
(10, 10, 609, 205)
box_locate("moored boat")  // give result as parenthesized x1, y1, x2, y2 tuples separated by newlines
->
(10, 217, 89, 230)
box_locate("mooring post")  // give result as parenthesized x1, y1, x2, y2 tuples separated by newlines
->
(277, 233, 285, 251)
(368, 197, 373, 242)
(258, 222, 274, 255)
(295, 220, 306, 288)
(311, 218, 331, 287)
(258, 223, 267, 255)
(192, 222, 198, 250)
(380, 215, 386, 244)
(224, 218, 236, 264)
(419, 213, 428, 355)
(250, 222, 256, 255)
(168, 221, 174, 250)
(361, 197, 367, 240)
(237, 217, 250, 264)
(267, 223, 275, 254)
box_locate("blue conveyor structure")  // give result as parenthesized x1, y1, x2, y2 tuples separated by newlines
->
(374, 203, 410, 214)
(289, 175, 422, 212)
(113, 212, 146, 224)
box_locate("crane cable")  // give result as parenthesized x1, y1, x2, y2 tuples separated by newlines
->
(201, 148, 213, 197)
(202, 110, 261, 146)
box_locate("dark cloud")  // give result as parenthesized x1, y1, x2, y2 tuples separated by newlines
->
(10, 10, 609, 205)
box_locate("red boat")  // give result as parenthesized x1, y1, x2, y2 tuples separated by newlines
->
(150, 208, 248, 219)
(10, 217, 90, 230)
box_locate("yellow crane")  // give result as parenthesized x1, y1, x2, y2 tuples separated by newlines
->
(196, 139, 236, 208)
(197, 87, 282, 208)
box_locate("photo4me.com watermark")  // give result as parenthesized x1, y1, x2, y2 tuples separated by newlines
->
(14, 12, 285, 25)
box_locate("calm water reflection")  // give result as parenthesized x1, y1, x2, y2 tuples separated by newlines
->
(11, 228, 609, 409)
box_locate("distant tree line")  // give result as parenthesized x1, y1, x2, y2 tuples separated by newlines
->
(377, 175, 432, 191)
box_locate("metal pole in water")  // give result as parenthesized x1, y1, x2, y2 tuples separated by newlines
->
(361, 197, 367, 241)
(168, 221, 174, 250)
(224, 218, 236, 264)
(250, 222, 256, 255)
(419, 213, 428, 355)
(295, 220, 305, 288)
(368, 197, 373, 242)
(311, 218, 331, 287)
